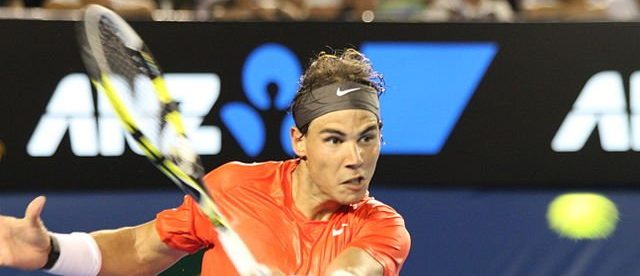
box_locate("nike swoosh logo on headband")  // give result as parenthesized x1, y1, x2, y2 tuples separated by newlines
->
(336, 87, 361, 96)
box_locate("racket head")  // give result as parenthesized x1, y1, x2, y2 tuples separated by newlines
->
(78, 4, 207, 205)
(78, 6, 264, 273)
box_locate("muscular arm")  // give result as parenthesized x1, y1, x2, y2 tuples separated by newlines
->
(93, 220, 187, 276)
(325, 247, 383, 276)
(0, 197, 189, 275)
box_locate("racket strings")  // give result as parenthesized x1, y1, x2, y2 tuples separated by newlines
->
(96, 16, 173, 151)
(98, 17, 139, 92)
(95, 14, 203, 182)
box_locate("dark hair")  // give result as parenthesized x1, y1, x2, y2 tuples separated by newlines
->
(290, 48, 385, 134)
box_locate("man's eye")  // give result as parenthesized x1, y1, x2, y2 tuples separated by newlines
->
(360, 135, 375, 143)
(324, 137, 342, 144)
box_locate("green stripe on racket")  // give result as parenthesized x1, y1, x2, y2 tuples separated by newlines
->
(77, 5, 265, 275)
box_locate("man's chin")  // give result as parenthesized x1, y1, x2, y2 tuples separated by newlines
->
(340, 192, 367, 205)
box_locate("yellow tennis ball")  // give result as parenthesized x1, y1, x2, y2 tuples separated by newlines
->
(547, 193, 619, 239)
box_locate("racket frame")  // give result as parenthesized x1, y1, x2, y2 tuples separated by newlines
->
(79, 5, 263, 274)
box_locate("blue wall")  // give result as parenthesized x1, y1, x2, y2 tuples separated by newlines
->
(2, 188, 640, 275)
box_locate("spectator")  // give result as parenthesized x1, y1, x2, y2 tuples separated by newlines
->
(520, 0, 609, 21)
(199, 0, 305, 21)
(374, 0, 430, 21)
(604, 0, 640, 20)
(425, 0, 515, 21)
(41, 0, 157, 18)
(301, 0, 376, 21)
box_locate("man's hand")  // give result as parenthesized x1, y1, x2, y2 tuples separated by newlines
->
(0, 196, 51, 270)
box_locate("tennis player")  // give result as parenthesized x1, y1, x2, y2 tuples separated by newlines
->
(0, 48, 410, 275)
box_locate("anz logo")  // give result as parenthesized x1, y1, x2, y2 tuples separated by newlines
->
(28, 42, 498, 157)
(27, 73, 221, 157)
(552, 71, 640, 152)
(221, 44, 300, 157)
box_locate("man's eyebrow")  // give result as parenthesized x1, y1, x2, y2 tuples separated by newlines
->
(319, 128, 346, 136)
(360, 125, 379, 135)
(319, 125, 379, 136)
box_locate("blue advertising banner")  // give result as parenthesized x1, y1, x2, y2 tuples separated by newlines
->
(1, 21, 640, 189)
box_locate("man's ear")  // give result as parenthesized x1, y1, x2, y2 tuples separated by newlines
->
(290, 127, 306, 158)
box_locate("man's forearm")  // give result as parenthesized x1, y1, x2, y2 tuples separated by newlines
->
(93, 221, 185, 276)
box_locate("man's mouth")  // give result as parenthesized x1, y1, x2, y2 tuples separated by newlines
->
(342, 176, 365, 188)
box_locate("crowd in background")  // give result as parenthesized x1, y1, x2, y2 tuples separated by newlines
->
(0, 0, 638, 22)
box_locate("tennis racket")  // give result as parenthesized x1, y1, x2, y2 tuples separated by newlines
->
(77, 5, 265, 275)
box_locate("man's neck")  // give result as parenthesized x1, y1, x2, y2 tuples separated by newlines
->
(291, 161, 342, 221)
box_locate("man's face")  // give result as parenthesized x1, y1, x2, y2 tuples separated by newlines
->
(294, 109, 381, 204)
